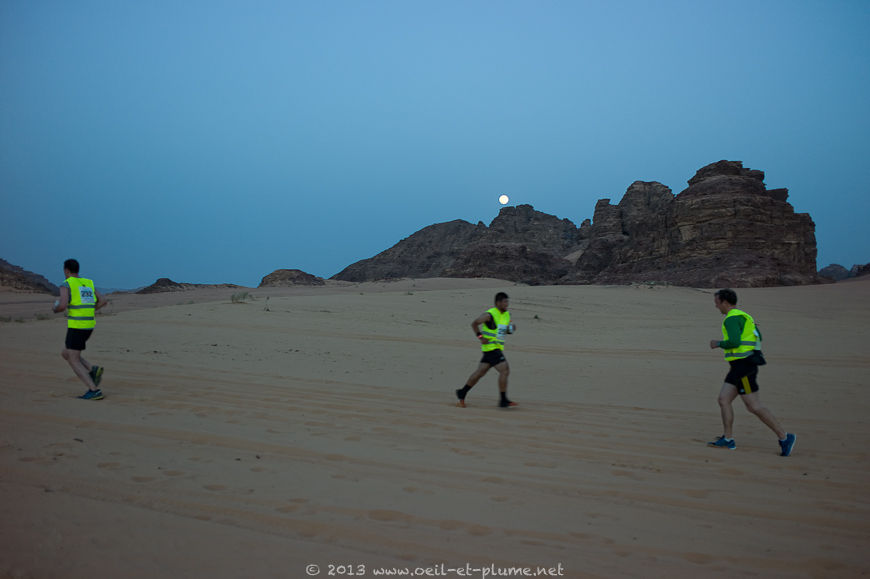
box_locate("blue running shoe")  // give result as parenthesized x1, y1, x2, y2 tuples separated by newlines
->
(779, 433, 796, 457)
(79, 389, 104, 400)
(707, 435, 736, 450)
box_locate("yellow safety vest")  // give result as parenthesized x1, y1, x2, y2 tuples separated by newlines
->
(481, 307, 510, 352)
(722, 309, 759, 361)
(66, 277, 97, 329)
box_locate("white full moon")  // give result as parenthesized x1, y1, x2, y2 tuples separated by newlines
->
(498, 194, 510, 205)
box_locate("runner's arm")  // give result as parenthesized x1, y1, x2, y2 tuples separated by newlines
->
(95, 290, 108, 311)
(471, 312, 493, 344)
(53, 286, 70, 313)
(717, 316, 745, 349)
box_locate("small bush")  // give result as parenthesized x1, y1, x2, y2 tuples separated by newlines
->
(231, 292, 255, 304)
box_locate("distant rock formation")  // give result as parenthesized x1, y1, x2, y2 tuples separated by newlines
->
(258, 269, 325, 287)
(819, 263, 870, 281)
(0, 259, 59, 294)
(818, 264, 850, 281)
(332, 160, 820, 287)
(136, 278, 242, 294)
(332, 207, 583, 285)
(566, 161, 818, 287)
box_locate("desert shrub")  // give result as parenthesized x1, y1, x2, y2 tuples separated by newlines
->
(231, 292, 255, 303)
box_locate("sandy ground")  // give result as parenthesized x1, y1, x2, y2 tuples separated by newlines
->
(1, 277, 868, 578)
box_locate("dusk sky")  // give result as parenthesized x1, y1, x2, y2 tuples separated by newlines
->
(2, 1, 868, 289)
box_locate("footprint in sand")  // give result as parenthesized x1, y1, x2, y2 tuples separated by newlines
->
(682, 552, 714, 564)
(610, 469, 643, 480)
(438, 520, 463, 531)
(97, 462, 122, 470)
(203, 484, 226, 491)
(449, 447, 478, 456)
(368, 509, 411, 523)
(524, 461, 557, 469)
(131, 476, 155, 483)
(467, 525, 492, 536)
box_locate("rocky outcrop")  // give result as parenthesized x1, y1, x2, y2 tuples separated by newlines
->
(333, 219, 483, 282)
(332, 161, 821, 287)
(819, 264, 850, 281)
(0, 259, 59, 294)
(259, 269, 324, 287)
(332, 207, 584, 285)
(136, 278, 242, 294)
(820, 263, 870, 281)
(566, 161, 818, 287)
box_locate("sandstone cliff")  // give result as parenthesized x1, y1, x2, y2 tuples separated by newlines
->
(820, 263, 870, 281)
(332, 160, 820, 287)
(136, 278, 243, 294)
(332, 208, 584, 285)
(0, 259, 59, 294)
(567, 161, 818, 286)
(259, 269, 325, 287)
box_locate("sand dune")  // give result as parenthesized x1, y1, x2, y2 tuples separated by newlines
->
(1, 278, 868, 578)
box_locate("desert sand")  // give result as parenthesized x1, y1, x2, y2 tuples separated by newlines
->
(1, 277, 868, 578)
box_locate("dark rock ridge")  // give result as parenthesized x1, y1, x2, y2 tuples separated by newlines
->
(818, 264, 850, 281)
(819, 263, 870, 281)
(136, 278, 243, 294)
(333, 207, 583, 285)
(332, 160, 820, 287)
(259, 269, 325, 287)
(0, 259, 59, 294)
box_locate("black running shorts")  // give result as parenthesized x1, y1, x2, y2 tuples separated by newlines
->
(65, 328, 93, 351)
(480, 349, 507, 367)
(725, 359, 759, 395)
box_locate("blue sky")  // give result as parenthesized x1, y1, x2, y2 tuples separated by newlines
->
(2, 0, 868, 289)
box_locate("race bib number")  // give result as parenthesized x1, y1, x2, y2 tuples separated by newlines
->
(78, 286, 96, 305)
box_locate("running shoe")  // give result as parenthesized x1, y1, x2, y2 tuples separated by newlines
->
(498, 399, 518, 408)
(89, 366, 104, 387)
(707, 435, 736, 450)
(79, 389, 104, 401)
(455, 389, 467, 408)
(779, 433, 796, 457)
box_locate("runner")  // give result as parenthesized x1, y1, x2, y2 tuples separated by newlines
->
(455, 292, 517, 408)
(707, 289, 795, 456)
(53, 258, 108, 400)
